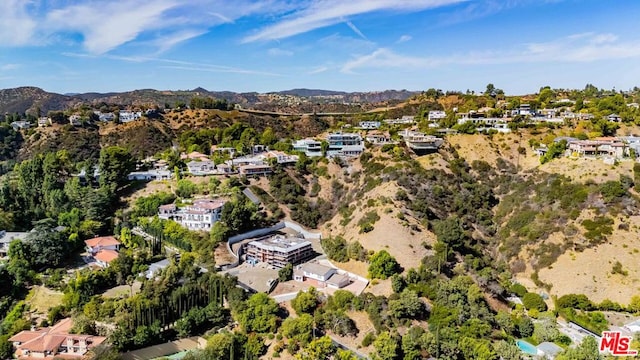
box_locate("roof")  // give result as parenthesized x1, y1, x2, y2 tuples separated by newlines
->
(537, 342, 563, 356)
(192, 199, 226, 210)
(326, 273, 350, 286)
(248, 236, 312, 253)
(149, 259, 171, 271)
(159, 204, 176, 210)
(84, 236, 121, 248)
(0, 231, 30, 244)
(10, 318, 105, 356)
(300, 262, 335, 277)
(94, 249, 119, 263)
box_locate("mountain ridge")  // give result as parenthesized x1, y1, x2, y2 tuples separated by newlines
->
(0, 86, 420, 115)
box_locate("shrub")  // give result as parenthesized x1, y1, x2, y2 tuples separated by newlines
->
(368, 250, 401, 280)
(522, 293, 547, 312)
(510, 283, 528, 297)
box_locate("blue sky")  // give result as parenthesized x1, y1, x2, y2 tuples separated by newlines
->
(1, 0, 639, 94)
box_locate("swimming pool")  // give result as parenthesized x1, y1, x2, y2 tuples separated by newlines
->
(516, 340, 538, 355)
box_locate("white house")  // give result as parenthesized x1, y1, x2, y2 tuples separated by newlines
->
(10, 121, 31, 130)
(293, 262, 351, 289)
(607, 113, 622, 122)
(158, 199, 226, 231)
(84, 236, 121, 254)
(187, 160, 218, 175)
(293, 138, 323, 157)
(119, 111, 142, 123)
(358, 121, 381, 129)
(37, 117, 52, 127)
(145, 259, 171, 279)
(69, 115, 82, 126)
(428, 111, 446, 122)
(127, 170, 172, 181)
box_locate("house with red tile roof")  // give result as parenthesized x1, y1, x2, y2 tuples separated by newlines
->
(9, 318, 106, 359)
(84, 236, 121, 268)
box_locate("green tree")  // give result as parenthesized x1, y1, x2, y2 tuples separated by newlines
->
(388, 290, 426, 320)
(234, 293, 279, 333)
(296, 336, 336, 360)
(291, 288, 319, 315)
(556, 336, 602, 360)
(372, 332, 399, 360)
(368, 250, 401, 280)
(176, 179, 198, 198)
(278, 263, 293, 282)
(282, 314, 314, 346)
(98, 146, 135, 189)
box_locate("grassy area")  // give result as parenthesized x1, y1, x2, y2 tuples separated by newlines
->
(25, 286, 64, 315)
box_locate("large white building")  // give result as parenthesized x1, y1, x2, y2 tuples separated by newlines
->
(326, 132, 364, 158)
(158, 199, 226, 231)
(428, 111, 447, 122)
(293, 138, 323, 157)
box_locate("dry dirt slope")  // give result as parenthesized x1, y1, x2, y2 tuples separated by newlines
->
(449, 128, 640, 305)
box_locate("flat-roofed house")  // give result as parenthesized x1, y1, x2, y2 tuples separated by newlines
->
(0, 230, 29, 258)
(293, 262, 351, 289)
(245, 235, 314, 268)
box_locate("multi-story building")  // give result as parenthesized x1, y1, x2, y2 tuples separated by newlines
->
(326, 132, 364, 157)
(244, 235, 314, 268)
(293, 138, 323, 157)
(428, 110, 447, 122)
(158, 199, 226, 231)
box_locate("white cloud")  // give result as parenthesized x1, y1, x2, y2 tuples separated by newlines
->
(242, 0, 467, 42)
(341, 33, 640, 73)
(45, 0, 179, 54)
(159, 65, 281, 76)
(0, 63, 21, 71)
(0, 1, 37, 46)
(345, 21, 367, 40)
(397, 35, 412, 43)
(152, 29, 209, 54)
(267, 48, 294, 56)
(308, 66, 329, 74)
(0, 0, 290, 54)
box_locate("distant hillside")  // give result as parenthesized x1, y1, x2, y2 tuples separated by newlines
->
(0, 87, 81, 115)
(0, 86, 420, 115)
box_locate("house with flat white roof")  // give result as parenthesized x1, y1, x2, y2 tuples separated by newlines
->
(127, 169, 172, 181)
(428, 110, 446, 122)
(187, 160, 217, 175)
(245, 235, 314, 268)
(293, 262, 351, 289)
(293, 138, 323, 157)
(358, 121, 381, 129)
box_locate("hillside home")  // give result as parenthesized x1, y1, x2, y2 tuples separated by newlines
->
(94, 111, 115, 122)
(85, 236, 121, 267)
(293, 262, 351, 289)
(0, 230, 29, 258)
(127, 169, 172, 181)
(568, 138, 626, 158)
(293, 138, 323, 157)
(181, 151, 209, 162)
(428, 110, 446, 122)
(10, 121, 31, 130)
(69, 115, 82, 126)
(37, 117, 52, 127)
(119, 111, 142, 123)
(259, 150, 298, 164)
(211, 146, 237, 158)
(239, 164, 273, 176)
(358, 121, 381, 129)
(187, 160, 217, 175)
(9, 318, 106, 360)
(365, 131, 393, 145)
(326, 132, 362, 156)
(607, 113, 622, 122)
(145, 258, 171, 279)
(158, 199, 226, 231)
(383, 115, 415, 125)
(245, 235, 314, 268)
